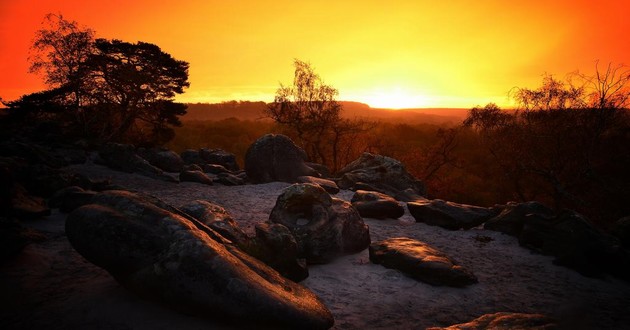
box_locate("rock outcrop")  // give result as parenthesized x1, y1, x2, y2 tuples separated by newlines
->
(245, 134, 318, 184)
(369, 237, 478, 287)
(297, 176, 340, 194)
(98, 143, 177, 183)
(426, 312, 557, 330)
(179, 200, 247, 246)
(269, 183, 370, 263)
(336, 153, 426, 201)
(484, 201, 554, 236)
(179, 170, 213, 185)
(407, 199, 497, 230)
(137, 147, 184, 172)
(66, 190, 334, 329)
(351, 190, 404, 219)
(519, 210, 627, 279)
(199, 148, 239, 172)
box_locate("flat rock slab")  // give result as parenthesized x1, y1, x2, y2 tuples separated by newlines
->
(369, 237, 477, 287)
(408, 199, 497, 230)
(426, 312, 557, 330)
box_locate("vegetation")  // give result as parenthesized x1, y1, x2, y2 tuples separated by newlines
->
(3, 14, 189, 146)
(265, 60, 371, 172)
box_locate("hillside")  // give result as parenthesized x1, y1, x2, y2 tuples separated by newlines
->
(181, 101, 469, 125)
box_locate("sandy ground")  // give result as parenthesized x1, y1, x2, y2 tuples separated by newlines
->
(2, 163, 630, 330)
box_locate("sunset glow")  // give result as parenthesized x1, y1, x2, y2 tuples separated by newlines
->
(1, 0, 629, 109)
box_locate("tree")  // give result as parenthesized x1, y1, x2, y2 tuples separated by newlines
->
(5, 14, 189, 145)
(266, 60, 367, 170)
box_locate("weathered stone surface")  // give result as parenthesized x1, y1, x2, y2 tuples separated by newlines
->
(298, 176, 340, 194)
(137, 147, 184, 172)
(216, 172, 245, 186)
(180, 149, 203, 165)
(245, 134, 318, 184)
(369, 237, 478, 287)
(336, 152, 426, 202)
(484, 201, 554, 236)
(98, 143, 178, 183)
(200, 148, 239, 172)
(247, 222, 309, 282)
(1, 217, 29, 262)
(408, 199, 497, 230)
(426, 312, 557, 330)
(202, 163, 231, 175)
(269, 183, 370, 264)
(306, 162, 331, 178)
(351, 190, 404, 219)
(66, 191, 334, 329)
(519, 210, 626, 279)
(612, 216, 630, 248)
(179, 200, 247, 246)
(179, 170, 213, 185)
(10, 184, 50, 220)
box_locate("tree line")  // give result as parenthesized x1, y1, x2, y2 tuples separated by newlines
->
(2, 14, 189, 146)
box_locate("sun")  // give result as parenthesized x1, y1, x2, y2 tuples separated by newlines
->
(361, 87, 429, 109)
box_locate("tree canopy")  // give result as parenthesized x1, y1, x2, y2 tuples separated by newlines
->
(4, 14, 189, 146)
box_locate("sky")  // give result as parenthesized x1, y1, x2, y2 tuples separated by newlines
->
(1, 0, 629, 108)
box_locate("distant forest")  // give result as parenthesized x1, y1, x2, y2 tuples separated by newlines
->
(182, 101, 468, 125)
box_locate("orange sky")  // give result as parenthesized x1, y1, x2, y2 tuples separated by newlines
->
(1, 0, 629, 108)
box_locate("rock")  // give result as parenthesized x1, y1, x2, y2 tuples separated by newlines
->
(66, 190, 334, 329)
(0, 217, 29, 262)
(269, 183, 370, 263)
(98, 143, 178, 183)
(298, 176, 340, 194)
(216, 172, 245, 186)
(202, 163, 231, 175)
(519, 210, 625, 278)
(351, 190, 404, 219)
(179, 170, 213, 185)
(612, 216, 630, 248)
(426, 312, 557, 330)
(407, 199, 497, 230)
(369, 237, 478, 287)
(484, 201, 554, 236)
(336, 152, 426, 201)
(180, 149, 203, 165)
(49, 186, 97, 213)
(247, 222, 309, 282)
(183, 164, 203, 172)
(245, 134, 318, 184)
(179, 200, 248, 246)
(200, 148, 239, 171)
(10, 184, 51, 220)
(306, 162, 331, 178)
(137, 147, 184, 172)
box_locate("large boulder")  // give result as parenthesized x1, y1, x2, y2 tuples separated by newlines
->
(269, 183, 370, 264)
(200, 148, 239, 172)
(10, 184, 51, 220)
(369, 237, 478, 287)
(179, 200, 248, 246)
(98, 143, 178, 183)
(407, 199, 497, 230)
(247, 222, 309, 282)
(612, 216, 630, 248)
(298, 176, 340, 194)
(66, 190, 334, 329)
(426, 312, 557, 330)
(137, 147, 184, 172)
(179, 170, 213, 185)
(484, 201, 554, 236)
(245, 134, 318, 184)
(351, 190, 404, 219)
(519, 210, 627, 279)
(336, 153, 426, 202)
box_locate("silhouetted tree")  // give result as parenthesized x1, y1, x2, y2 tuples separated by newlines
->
(4, 14, 189, 146)
(266, 60, 369, 171)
